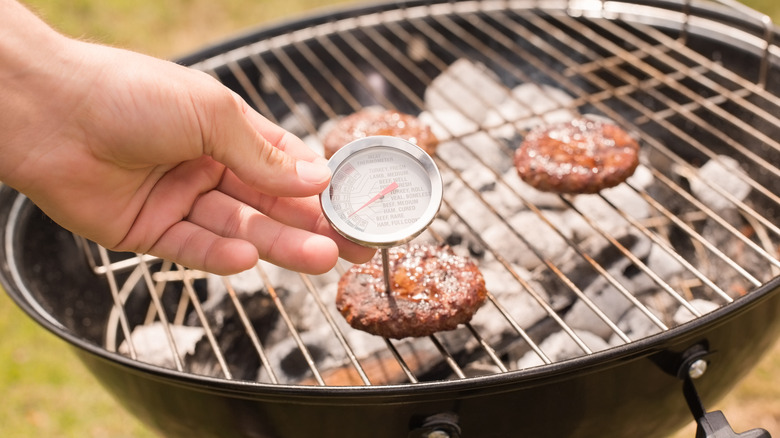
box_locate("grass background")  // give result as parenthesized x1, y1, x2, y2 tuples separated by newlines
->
(2, 0, 779, 436)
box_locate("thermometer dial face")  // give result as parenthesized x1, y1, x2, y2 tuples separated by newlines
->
(320, 136, 443, 248)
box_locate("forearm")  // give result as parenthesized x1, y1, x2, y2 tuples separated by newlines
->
(0, 0, 64, 60)
(0, 0, 86, 190)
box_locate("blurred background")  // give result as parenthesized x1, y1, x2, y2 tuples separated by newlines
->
(1, 0, 778, 436)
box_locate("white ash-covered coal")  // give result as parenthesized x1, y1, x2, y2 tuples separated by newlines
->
(119, 322, 204, 370)
(115, 59, 776, 384)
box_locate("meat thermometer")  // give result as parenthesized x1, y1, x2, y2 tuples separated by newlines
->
(320, 136, 443, 290)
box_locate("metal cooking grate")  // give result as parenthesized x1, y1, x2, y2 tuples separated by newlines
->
(82, 1, 780, 387)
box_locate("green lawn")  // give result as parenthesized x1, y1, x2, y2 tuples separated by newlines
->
(2, 0, 779, 436)
(0, 292, 157, 437)
(21, 0, 360, 58)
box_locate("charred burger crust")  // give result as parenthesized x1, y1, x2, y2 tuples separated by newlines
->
(336, 243, 487, 339)
(322, 108, 439, 158)
(514, 117, 640, 194)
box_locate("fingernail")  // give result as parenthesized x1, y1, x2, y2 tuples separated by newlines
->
(296, 159, 331, 185)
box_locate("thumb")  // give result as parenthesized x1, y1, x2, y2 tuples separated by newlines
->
(199, 88, 331, 196)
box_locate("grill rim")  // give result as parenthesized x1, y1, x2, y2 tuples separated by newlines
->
(177, 0, 779, 71)
(173, 0, 441, 67)
(1, 185, 779, 397)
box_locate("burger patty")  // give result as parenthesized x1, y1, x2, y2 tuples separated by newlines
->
(322, 108, 439, 158)
(336, 243, 487, 339)
(514, 117, 640, 194)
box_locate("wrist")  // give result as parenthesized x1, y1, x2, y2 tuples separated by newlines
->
(0, 0, 88, 190)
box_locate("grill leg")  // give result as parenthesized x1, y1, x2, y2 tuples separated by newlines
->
(692, 410, 771, 438)
(679, 350, 772, 438)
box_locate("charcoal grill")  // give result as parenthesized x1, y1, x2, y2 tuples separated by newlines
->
(2, 0, 780, 437)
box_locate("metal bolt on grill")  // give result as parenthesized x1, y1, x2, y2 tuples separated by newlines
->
(2, 0, 780, 437)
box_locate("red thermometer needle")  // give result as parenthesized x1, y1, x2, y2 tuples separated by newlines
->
(349, 181, 399, 218)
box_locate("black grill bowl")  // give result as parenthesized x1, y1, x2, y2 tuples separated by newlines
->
(2, 0, 780, 436)
(1, 194, 779, 436)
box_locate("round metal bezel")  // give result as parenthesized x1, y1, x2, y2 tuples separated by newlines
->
(320, 136, 443, 248)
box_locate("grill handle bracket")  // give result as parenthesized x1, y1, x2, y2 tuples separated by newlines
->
(678, 347, 772, 438)
(408, 412, 462, 438)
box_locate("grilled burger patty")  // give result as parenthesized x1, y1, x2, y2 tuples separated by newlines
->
(322, 108, 439, 158)
(336, 243, 487, 339)
(514, 117, 640, 194)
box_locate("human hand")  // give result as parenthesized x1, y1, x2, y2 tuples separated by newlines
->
(0, 2, 375, 275)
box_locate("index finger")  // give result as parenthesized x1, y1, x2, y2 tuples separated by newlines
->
(218, 170, 377, 265)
